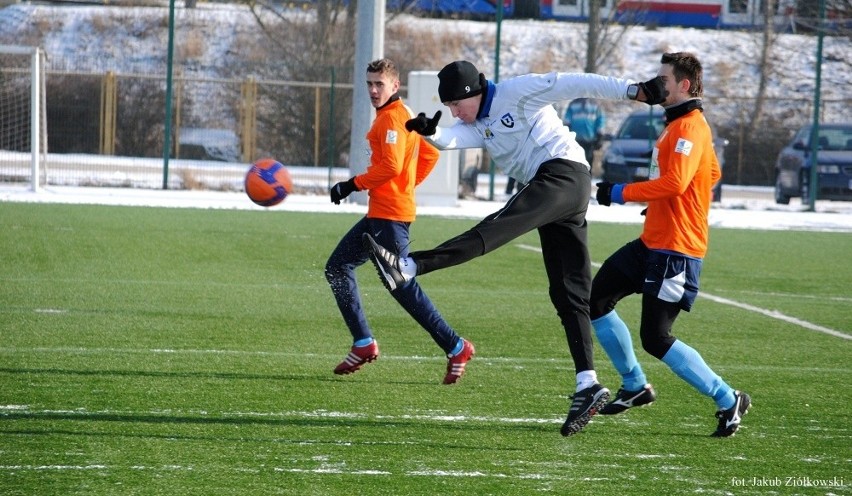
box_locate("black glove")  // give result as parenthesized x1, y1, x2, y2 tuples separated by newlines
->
(594, 133, 603, 150)
(596, 181, 613, 207)
(638, 76, 668, 106)
(330, 177, 358, 205)
(405, 110, 442, 136)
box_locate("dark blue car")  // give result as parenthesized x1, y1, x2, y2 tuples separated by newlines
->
(774, 123, 852, 205)
(601, 108, 665, 184)
(601, 108, 725, 201)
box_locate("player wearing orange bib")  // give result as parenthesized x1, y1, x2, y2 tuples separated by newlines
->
(593, 52, 751, 437)
(326, 58, 474, 384)
(624, 105, 719, 258)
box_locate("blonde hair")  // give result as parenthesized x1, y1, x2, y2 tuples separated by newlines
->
(367, 58, 399, 80)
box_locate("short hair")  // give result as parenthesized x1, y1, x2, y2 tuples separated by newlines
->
(661, 52, 703, 97)
(367, 58, 399, 80)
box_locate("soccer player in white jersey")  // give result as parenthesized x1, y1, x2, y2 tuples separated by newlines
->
(365, 60, 666, 436)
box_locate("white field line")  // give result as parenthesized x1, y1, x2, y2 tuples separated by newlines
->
(272, 467, 561, 480)
(0, 463, 569, 480)
(0, 459, 578, 481)
(1, 347, 849, 373)
(0, 405, 562, 426)
(0, 347, 563, 365)
(515, 244, 851, 341)
(696, 293, 851, 339)
(0, 465, 110, 471)
(733, 290, 852, 303)
(0, 407, 579, 480)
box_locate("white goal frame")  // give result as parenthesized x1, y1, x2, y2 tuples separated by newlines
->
(0, 45, 46, 192)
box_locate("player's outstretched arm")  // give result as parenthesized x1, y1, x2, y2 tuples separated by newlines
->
(405, 111, 442, 136)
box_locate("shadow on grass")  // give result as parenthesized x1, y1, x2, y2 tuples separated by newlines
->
(0, 367, 473, 386)
(1, 411, 541, 450)
(1, 409, 550, 432)
(0, 366, 343, 383)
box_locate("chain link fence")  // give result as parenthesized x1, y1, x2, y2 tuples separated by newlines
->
(1, 66, 850, 193)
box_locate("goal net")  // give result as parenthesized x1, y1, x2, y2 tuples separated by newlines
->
(0, 45, 47, 191)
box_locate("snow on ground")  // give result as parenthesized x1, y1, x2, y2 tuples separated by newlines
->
(2, 3, 851, 129)
(3, 183, 852, 233)
(2, 4, 852, 232)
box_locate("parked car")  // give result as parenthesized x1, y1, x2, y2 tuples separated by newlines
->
(177, 128, 240, 163)
(601, 108, 665, 184)
(601, 108, 726, 201)
(773, 123, 852, 204)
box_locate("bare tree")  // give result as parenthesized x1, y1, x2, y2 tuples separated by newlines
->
(585, 1, 638, 73)
(236, 0, 357, 167)
(722, 0, 788, 185)
(234, 0, 421, 168)
(745, 0, 777, 137)
(585, 0, 601, 73)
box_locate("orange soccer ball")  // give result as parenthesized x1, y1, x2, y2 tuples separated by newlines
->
(244, 158, 294, 207)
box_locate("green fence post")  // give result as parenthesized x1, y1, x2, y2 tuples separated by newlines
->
(327, 66, 336, 189)
(162, 0, 176, 190)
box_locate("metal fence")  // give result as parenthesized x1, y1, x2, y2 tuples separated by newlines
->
(1, 67, 851, 192)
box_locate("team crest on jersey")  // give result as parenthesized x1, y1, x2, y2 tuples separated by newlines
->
(386, 130, 398, 144)
(501, 113, 514, 128)
(675, 138, 693, 156)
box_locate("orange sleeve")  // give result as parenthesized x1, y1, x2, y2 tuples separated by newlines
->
(711, 151, 722, 186)
(415, 138, 440, 186)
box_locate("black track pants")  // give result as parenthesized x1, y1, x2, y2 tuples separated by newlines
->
(411, 159, 595, 372)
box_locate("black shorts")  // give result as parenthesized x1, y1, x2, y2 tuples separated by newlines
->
(609, 239, 702, 312)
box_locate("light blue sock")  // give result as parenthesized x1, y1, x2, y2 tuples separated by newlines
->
(592, 311, 647, 391)
(354, 337, 374, 347)
(448, 339, 464, 357)
(662, 340, 735, 410)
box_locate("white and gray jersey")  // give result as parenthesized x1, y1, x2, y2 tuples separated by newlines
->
(428, 72, 634, 185)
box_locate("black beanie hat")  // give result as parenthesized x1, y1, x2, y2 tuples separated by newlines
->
(438, 61, 483, 103)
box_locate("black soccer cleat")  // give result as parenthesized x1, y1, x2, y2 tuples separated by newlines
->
(600, 384, 657, 415)
(711, 390, 751, 437)
(362, 233, 412, 292)
(561, 383, 610, 436)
